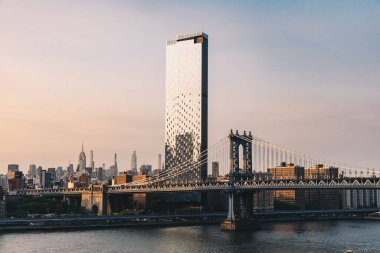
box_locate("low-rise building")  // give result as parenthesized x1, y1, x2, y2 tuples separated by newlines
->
(7, 171, 25, 191)
(268, 163, 341, 210)
(117, 172, 133, 185)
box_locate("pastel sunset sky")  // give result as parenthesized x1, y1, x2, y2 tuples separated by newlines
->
(0, 0, 379, 173)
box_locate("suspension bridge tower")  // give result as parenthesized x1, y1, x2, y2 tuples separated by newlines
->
(221, 130, 260, 231)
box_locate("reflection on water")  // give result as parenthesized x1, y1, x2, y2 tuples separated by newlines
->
(0, 220, 378, 253)
(270, 220, 338, 233)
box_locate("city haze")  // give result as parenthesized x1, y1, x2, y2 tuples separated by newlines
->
(0, 0, 379, 173)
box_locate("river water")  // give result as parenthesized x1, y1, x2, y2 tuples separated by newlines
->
(0, 220, 378, 253)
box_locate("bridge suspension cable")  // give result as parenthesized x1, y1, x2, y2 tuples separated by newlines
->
(235, 134, 374, 176)
(122, 132, 376, 187)
(125, 137, 229, 186)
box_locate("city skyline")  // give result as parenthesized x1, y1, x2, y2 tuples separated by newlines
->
(1, 1, 380, 173)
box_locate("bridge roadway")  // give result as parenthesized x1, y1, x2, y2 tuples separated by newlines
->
(108, 178, 380, 194)
(16, 178, 380, 196)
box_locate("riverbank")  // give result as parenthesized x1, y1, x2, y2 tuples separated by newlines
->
(0, 213, 226, 233)
(0, 220, 222, 233)
(0, 218, 370, 234)
(363, 216, 380, 221)
(1, 209, 379, 233)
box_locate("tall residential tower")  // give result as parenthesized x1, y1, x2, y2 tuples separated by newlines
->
(131, 151, 137, 173)
(165, 32, 208, 182)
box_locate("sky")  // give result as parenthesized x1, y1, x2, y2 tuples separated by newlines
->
(0, 0, 379, 174)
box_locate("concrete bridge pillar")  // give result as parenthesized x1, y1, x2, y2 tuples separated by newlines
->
(226, 192, 235, 220)
(221, 191, 258, 231)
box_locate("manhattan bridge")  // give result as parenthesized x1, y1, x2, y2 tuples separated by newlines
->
(110, 130, 379, 191)
(20, 130, 380, 230)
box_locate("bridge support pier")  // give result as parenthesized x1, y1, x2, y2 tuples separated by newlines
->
(221, 191, 259, 231)
(81, 184, 107, 216)
(221, 131, 259, 231)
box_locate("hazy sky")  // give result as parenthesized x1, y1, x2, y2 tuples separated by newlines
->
(0, 0, 379, 174)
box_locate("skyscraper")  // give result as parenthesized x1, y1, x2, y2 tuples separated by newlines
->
(131, 151, 137, 173)
(212, 162, 219, 177)
(8, 164, 19, 172)
(78, 143, 86, 174)
(67, 163, 74, 177)
(102, 163, 106, 179)
(90, 150, 95, 173)
(108, 153, 118, 179)
(28, 164, 36, 177)
(165, 32, 208, 182)
(114, 153, 118, 173)
(158, 154, 162, 171)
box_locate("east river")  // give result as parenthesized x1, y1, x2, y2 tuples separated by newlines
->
(0, 220, 379, 253)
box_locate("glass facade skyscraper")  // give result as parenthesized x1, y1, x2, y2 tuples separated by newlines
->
(165, 32, 208, 182)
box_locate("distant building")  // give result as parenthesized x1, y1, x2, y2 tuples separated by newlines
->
(90, 150, 95, 173)
(114, 153, 118, 173)
(116, 172, 133, 185)
(102, 163, 106, 179)
(140, 165, 152, 175)
(67, 164, 74, 177)
(97, 167, 103, 181)
(268, 163, 304, 181)
(304, 164, 339, 180)
(78, 174, 90, 187)
(78, 143, 86, 173)
(32, 177, 41, 188)
(131, 151, 137, 173)
(85, 167, 93, 176)
(56, 167, 64, 180)
(0, 175, 7, 189)
(28, 164, 37, 177)
(108, 154, 118, 179)
(268, 163, 307, 208)
(26, 178, 34, 188)
(6, 170, 25, 191)
(41, 170, 53, 189)
(124, 169, 137, 176)
(48, 168, 56, 181)
(268, 163, 341, 210)
(36, 166, 42, 177)
(212, 162, 219, 177)
(158, 154, 162, 171)
(8, 164, 19, 172)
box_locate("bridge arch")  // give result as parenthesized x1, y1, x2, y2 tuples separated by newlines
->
(91, 204, 99, 215)
(229, 130, 253, 176)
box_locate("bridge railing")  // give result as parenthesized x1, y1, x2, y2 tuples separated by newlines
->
(11, 177, 380, 195)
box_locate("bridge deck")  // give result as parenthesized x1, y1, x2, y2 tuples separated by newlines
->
(14, 179, 380, 195)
